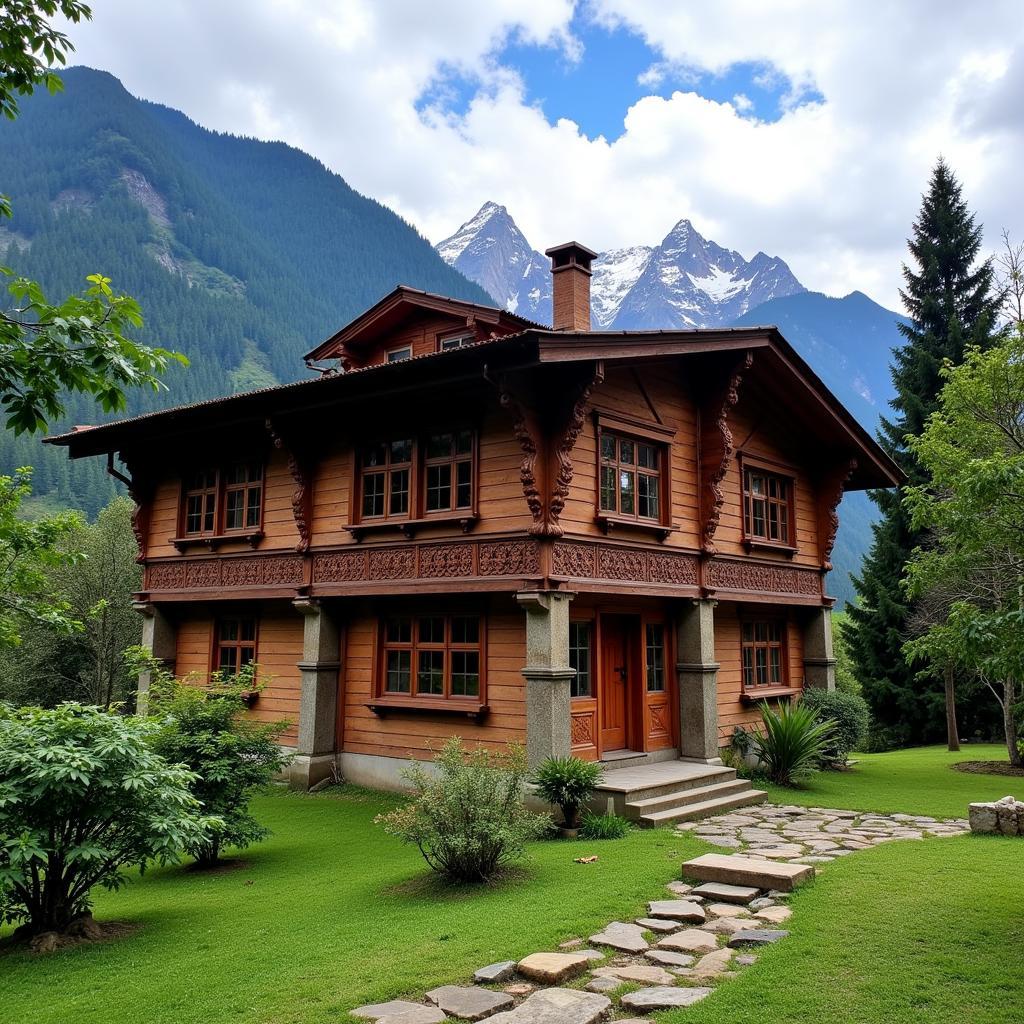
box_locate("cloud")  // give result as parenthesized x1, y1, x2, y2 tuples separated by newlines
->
(60, 0, 1024, 309)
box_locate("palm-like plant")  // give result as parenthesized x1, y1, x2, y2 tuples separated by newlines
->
(753, 700, 836, 786)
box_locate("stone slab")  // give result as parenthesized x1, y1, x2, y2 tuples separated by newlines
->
(517, 952, 590, 984)
(620, 986, 714, 1010)
(690, 881, 761, 904)
(585, 977, 619, 993)
(636, 916, 682, 933)
(706, 902, 751, 918)
(425, 985, 513, 1021)
(682, 853, 815, 892)
(647, 899, 706, 922)
(589, 921, 648, 952)
(645, 949, 695, 967)
(593, 964, 676, 985)
(351, 1001, 438, 1021)
(656, 928, 719, 953)
(754, 905, 792, 924)
(692, 947, 734, 978)
(474, 961, 516, 984)
(727, 929, 790, 947)
(377, 1010, 446, 1024)
(484, 988, 610, 1024)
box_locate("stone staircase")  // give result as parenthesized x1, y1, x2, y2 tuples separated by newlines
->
(591, 760, 767, 828)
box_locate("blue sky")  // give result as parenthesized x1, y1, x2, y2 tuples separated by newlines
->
(418, 16, 823, 140)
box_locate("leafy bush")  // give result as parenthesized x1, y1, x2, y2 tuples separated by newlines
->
(579, 811, 631, 840)
(0, 703, 212, 937)
(376, 739, 547, 882)
(751, 700, 836, 786)
(801, 688, 870, 767)
(146, 659, 289, 865)
(532, 756, 603, 829)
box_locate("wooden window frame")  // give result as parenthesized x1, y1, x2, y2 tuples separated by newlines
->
(437, 328, 476, 352)
(222, 460, 265, 535)
(594, 413, 674, 540)
(739, 453, 798, 555)
(175, 459, 266, 550)
(369, 611, 488, 717)
(739, 615, 798, 700)
(386, 346, 412, 363)
(212, 615, 259, 677)
(358, 437, 416, 523)
(643, 621, 667, 694)
(568, 619, 593, 699)
(423, 429, 477, 518)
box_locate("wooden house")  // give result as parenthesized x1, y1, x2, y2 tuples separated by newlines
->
(47, 242, 900, 822)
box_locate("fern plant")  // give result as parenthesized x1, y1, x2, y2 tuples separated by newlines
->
(752, 700, 836, 786)
(532, 756, 603, 830)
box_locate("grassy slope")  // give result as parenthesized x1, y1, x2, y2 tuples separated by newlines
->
(0, 788, 694, 1024)
(756, 743, 1023, 818)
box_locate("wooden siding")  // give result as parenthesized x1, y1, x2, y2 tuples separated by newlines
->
(714, 602, 805, 742)
(351, 313, 479, 368)
(340, 595, 526, 760)
(173, 604, 302, 744)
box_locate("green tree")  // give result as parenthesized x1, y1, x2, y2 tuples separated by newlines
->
(903, 333, 1024, 766)
(0, 495, 142, 706)
(0, 467, 80, 648)
(845, 159, 1002, 748)
(1, 1, 185, 434)
(0, 702, 212, 941)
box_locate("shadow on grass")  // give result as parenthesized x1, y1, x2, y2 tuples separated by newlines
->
(385, 864, 538, 903)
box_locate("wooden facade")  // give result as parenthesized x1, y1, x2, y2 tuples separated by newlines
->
(48, 251, 901, 789)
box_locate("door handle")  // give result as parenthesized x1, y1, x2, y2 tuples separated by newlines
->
(615, 665, 628, 682)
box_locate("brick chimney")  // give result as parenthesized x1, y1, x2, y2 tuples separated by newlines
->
(545, 241, 597, 332)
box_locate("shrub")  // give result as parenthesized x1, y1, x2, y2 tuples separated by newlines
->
(146, 659, 290, 865)
(751, 700, 837, 786)
(579, 811, 631, 840)
(0, 703, 212, 937)
(801, 688, 870, 767)
(532, 756, 603, 829)
(375, 738, 547, 882)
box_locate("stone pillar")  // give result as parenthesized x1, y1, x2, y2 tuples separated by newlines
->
(133, 602, 176, 716)
(289, 598, 341, 790)
(516, 589, 575, 767)
(803, 606, 837, 691)
(675, 599, 721, 763)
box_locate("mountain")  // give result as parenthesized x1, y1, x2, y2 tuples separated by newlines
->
(438, 204, 905, 606)
(436, 204, 805, 328)
(0, 67, 492, 513)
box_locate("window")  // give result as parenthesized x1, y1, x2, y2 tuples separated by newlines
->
(645, 623, 666, 692)
(182, 461, 264, 538)
(380, 614, 483, 702)
(386, 346, 412, 363)
(568, 621, 592, 698)
(215, 617, 257, 676)
(743, 466, 792, 546)
(424, 430, 474, 513)
(361, 438, 414, 519)
(599, 431, 662, 521)
(439, 332, 474, 351)
(741, 620, 786, 690)
(223, 461, 263, 532)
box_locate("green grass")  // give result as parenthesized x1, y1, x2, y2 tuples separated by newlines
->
(670, 833, 1024, 1024)
(0, 787, 695, 1024)
(757, 743, 1023, 818)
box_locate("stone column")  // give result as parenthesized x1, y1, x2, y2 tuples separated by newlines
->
(290, 598, 341, 790)
(516, 589, 575, 767)
(675, 599, 722, 763)
(133, 602, 176, 716)
(803, 606, 837, 691)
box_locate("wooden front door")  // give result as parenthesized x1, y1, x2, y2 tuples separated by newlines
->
(599, 615, 632, 750)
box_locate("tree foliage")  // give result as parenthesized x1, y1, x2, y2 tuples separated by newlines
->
(846, 159, 1001, 747)
(144, 659, 289, 865)
(903, 333, 1024, 766)
(0, 702, 212, 938)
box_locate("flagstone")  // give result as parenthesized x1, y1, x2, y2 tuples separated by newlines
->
(484, 988, 610, 1024)
(657, 928, 719, 953)
(593, 964, 676, 985)
(620, 986, 714, 1011)
(647, 899, 706, 922)
(588, 921, 648, 952)
(425, 986, 514, 1021)
(517, 952, 591, 984)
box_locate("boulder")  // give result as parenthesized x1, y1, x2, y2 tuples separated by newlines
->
(969, 796, 1024, 836)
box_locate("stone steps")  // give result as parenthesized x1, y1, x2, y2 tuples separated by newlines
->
(681, 852, 815, 892)
(633, 787, 769, 827)
(626, 778, 761, 817)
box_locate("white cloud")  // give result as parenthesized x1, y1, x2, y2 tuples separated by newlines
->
(60, 0, 1024, 309)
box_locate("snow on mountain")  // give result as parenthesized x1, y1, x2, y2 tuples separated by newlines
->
(435, 206, 804, 330)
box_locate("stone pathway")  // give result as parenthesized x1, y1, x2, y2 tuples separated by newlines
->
(350, 804, 969, 1023)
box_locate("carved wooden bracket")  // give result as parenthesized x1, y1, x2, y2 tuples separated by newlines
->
(819, 458, 858, 571)
(548, 362, 605, 535)
(497, 380, 546, 534)
(112, 452, 153, 563)
(700, 350, 754, 554)
(265, 418, 313, 553)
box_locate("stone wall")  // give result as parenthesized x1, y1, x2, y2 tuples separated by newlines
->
(968, 795, 1024, 836)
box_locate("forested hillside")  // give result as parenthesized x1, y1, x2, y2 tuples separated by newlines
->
(0, 67, 491, 513)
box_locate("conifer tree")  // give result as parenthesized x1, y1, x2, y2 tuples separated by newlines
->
(844, 159, 1001, 746)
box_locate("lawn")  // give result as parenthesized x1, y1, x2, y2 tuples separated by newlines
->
(757, 743, 1023, 818)
(0, 787, 696, 1024)
(2, 748, 1022, 1024)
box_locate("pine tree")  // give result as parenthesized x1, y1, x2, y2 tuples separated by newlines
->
(845, 159, 1002, 747)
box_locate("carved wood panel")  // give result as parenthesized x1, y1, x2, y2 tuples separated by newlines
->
(147, 555, 304, 590)
(552, 541, 699, 587)
(704, 558, 821, 597)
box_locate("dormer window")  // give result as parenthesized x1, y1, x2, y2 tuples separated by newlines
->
(386, 346, 412, 363)
(439, 330, 474, 351)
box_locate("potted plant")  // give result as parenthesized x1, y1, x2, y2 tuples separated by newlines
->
(533, 756, 603, 837)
